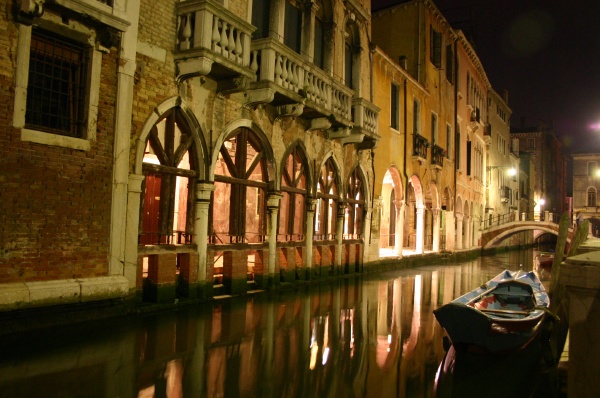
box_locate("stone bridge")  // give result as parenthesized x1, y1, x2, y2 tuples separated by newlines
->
(481, 220, 573, 249)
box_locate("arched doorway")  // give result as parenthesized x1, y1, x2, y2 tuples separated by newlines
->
(211, 126, 272, 294)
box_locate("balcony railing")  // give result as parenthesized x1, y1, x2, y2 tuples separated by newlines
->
(175, 0, 256, 82)
(413, 134, 429, 159)
(432, 144, 445, 167)
(352, 98, 380, 146)
(248, 38, 352, 123)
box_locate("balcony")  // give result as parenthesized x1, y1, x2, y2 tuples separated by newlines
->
(412, 134, 429, 163)
(470, 107, 482, 131)
(500, 186, 512, 203)
(246, 38, 353, 130)
(175, 0, 256, 87)
(431, 144, 445, 169)
(484, 122, 491, 135)
(352, 98, 380, 148)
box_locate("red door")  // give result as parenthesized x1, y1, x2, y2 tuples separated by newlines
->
(141, 173, 162, 244)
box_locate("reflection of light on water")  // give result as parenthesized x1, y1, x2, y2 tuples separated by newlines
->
(340, 308, 355, 357)
(309, 314, 330, 369)
(309, 343, 318, 370)
(322, 347, 330, 365)
(414, 274, 422, 313)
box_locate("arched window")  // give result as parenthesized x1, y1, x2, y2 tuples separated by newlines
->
(315, 158, 339, 240)
(212, 128, 268, 243)
(141, 108, 197, 245)
(588, 187, 597, 207)
(279, 146, 308, 241)
(345, 167, 365, 239)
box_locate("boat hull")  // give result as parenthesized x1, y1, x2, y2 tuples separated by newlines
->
(433, 270, 549, 353)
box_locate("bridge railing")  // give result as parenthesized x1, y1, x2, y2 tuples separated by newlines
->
(482, 211, 563, 230)
(482, 212, 516, 229)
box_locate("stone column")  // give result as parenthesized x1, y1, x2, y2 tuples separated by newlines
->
(466, 216, 473, 249)
(394, 200, 405, 257)
(123, 174, 145, 290)
(301, 1, 316, 64)
(415, 205, 425, 254)
(455, 214, 463, 250)
(432, 209, 440, 252)
(267, 192, 283, 288)
(362, 205, 372, 268)
(335, 202, 346, 274)
(195, 182, 215, 300)
(445, 210, 454, 251)
(270, 0, 285, 42)
(108, 0, 141, 277)
(304, 198, 317, 279)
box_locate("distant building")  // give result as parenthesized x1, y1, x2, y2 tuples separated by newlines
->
(511, 121, 568, 221)
(572, 153, 600, 235)
(485, 89, 519, 227)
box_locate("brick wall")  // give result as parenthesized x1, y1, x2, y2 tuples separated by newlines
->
(0, 16, 118, 283)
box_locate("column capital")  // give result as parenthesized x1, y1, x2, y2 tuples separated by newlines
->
(267, 192, 283, 208)
(196, 181, 215, 202)
(128, 174, 145, 193)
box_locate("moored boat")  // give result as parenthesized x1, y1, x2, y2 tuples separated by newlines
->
(433, 270, 549, 353)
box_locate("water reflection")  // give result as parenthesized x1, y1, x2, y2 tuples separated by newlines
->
(0, 252, 538, 398)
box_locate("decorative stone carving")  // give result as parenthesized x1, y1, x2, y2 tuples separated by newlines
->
(176, 57, 214, 83)
(16, 0, 45, 25)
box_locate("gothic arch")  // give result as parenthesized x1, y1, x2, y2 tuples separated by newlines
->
(210, 119, 276, 185)
(134, 96, 208, 179)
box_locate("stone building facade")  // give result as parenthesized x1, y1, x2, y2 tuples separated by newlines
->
(371, 0, 456, 257)
(511, 121, 568, 221)
(1, 0, 380, 309)
(485, 88, 519, 227)
(1, 0, 528, 313)
(572, 153, 600, 235)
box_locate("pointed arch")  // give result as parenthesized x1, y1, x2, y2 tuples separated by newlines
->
(211, 124, 274, 243)
(135, 97, 207, 179)
(345, 165, 366, 239)
(279, 141, 311, 241)
(315, 156, 341, 240)
(137, 100, 206, 245)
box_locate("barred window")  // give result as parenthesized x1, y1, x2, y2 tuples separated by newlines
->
(26, 28, 89, 138)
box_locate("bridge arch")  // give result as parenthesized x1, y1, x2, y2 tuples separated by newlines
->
(482, 221, 572, 249)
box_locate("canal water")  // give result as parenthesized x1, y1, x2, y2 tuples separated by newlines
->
(0, 249, 559, 398)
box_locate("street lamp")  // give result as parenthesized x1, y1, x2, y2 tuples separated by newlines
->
(487, 165, 517, 176)
(539, 198, 546, 221)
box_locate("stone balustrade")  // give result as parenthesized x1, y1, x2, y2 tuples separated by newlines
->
(176, 0, 254, 72)
(250, 38, 352, 121)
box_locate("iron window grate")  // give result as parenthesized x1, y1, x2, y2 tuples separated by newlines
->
(26, 28, 89, 138)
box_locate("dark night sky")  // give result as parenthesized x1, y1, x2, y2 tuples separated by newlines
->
(375, 0, 600, 154)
